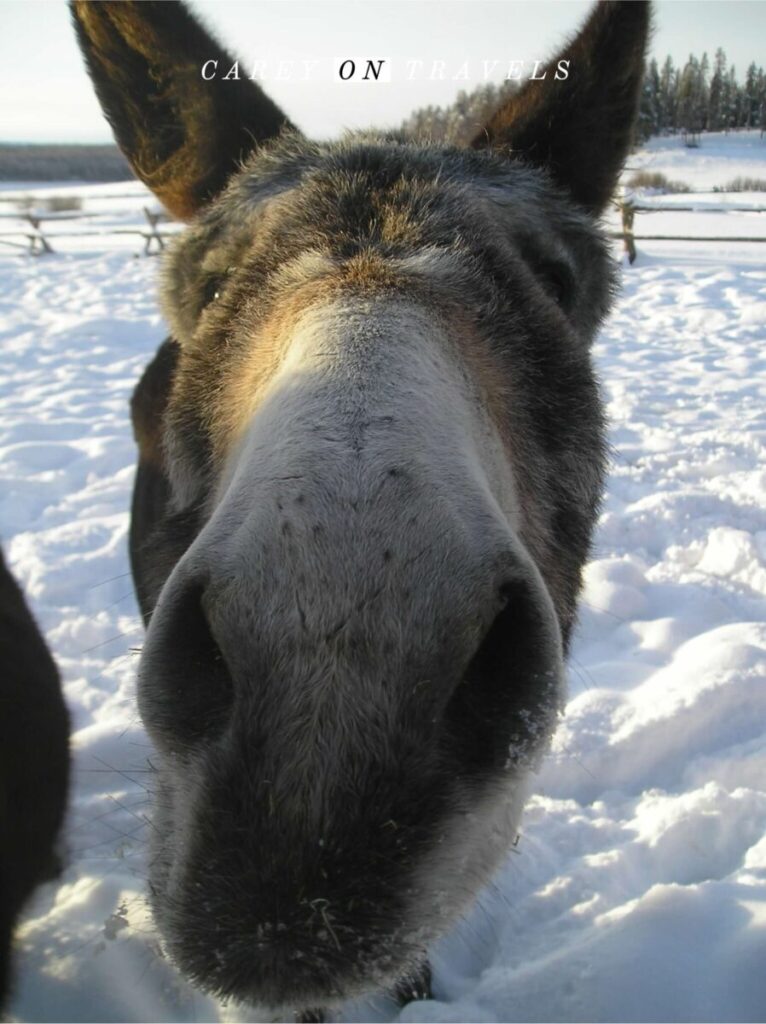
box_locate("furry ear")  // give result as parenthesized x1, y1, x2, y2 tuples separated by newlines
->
(471, 0, 651, 212)
(70, 0, 295, 219)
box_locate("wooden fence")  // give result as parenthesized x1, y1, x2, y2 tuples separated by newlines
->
(616, 199, 766, 263)
(1, 190, 765, 262)
(0, 206, 172, 255)
(0, 191, 143, 205)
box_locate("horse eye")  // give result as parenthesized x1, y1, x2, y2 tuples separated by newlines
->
(539, 261, 574, 309)
(200, 265, 237, 311)
(201, 276, 222, 308)
(523, 252, 574, 310)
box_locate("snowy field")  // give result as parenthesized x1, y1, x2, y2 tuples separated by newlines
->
(624, 129, 766, 192)
(1, 132, 765, 1023)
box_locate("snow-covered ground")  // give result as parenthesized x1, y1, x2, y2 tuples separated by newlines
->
(2, 132, 765, 1023)
(624, 128, 766, 192)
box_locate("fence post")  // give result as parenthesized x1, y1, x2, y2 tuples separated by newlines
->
(26, 214, 54, 255)
(621, 201, 636, 264)
(143, 207, 165, 255)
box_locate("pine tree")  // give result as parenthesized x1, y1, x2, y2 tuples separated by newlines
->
(699, 53, 710, 130)
(726, 66, 740, 129)
(678, 55, 702, 144)
(708, 48, 727, 131)
(659, 56, 677, 132)
(744, 62, 760, 126)
(757, 68, 766, 136)
(637, 58, 661, 140)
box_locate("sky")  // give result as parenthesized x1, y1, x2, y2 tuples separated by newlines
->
(0, 0, 764, 144)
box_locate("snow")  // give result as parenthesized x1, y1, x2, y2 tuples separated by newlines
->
(2, 133, 765, 1023)
(610, 130, 766, 256)
(623, 129, 766, 192)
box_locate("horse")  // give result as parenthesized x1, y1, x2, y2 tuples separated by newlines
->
(72, 0, 649, 1016)
(0, 548, 69, 1007)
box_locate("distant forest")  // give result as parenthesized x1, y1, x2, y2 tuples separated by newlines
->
(637, 50, 766, 142)
(0, 144, 130, 182)
(401, 50, 766, 148)
(400, 80, 519, 146)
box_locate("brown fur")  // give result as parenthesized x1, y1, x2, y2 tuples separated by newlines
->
(72, 0, 651, 1014)
(473, 0, 652, 211)
(71, 0, 294, 218)
(0, 550, 69, 1007)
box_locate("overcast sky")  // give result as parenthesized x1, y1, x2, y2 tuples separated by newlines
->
(1, 0, 764, 143)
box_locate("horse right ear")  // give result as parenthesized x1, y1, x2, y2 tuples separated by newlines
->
(471, 0, 651, 213)
(70, 0, 295, 220)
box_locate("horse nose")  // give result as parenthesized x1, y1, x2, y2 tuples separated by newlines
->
(136, 522, 563, 1005)
(138, 525, 562, 766)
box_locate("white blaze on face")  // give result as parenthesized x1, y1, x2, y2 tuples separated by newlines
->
(148, 293, 527, 763)
(159, 294, 544, 727)
(212, 296, 521, 539)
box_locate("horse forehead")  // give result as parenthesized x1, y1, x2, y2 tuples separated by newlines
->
(223, 140, 551, 232)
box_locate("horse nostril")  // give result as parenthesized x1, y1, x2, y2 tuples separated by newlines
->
(443, 576, 561, 775)
(139, 580, 234, 748)
(497, 580, 516, 610)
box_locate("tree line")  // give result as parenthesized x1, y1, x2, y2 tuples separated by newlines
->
(637, 50, 766, 143)
(0, 145, 130, 182)
(400, 51, 765, 149)
(400, 81, 519, 146)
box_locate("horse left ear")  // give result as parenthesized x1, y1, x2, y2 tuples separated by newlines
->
(70, 0, 296, 220)
(471, 0, 651, 213)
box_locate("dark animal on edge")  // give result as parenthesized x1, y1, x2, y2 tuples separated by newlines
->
(72, 0, 649, 1017)
(0, 548, 70, 1007)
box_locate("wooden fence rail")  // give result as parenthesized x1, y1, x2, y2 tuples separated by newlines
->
(618, 200, 766, 263)
(0, 206, 172, 255)
(1, 194, 765, 263)
(0, 191, 146, 205)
